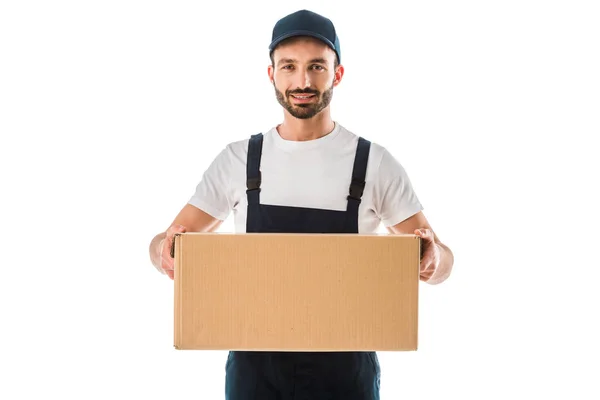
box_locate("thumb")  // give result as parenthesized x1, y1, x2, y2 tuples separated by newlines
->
(170, 224, 187, 234)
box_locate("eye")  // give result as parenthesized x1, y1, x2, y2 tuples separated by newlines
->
(312, 65, 325, 71)
(282, 65, 294, 70)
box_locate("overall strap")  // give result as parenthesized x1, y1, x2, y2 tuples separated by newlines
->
(346, 137, 371, 229)
(246, 133, 263, 205)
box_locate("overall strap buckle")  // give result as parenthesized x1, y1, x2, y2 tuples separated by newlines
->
(348, 178, 365, 201)
(246, 172, 262, 192)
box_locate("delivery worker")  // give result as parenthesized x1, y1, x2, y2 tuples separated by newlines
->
(148, 9, 454, 400)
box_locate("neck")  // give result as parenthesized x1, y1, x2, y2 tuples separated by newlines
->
(277, 109, 335, 141)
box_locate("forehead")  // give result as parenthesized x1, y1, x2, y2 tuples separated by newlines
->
(272, 36, 336, 63)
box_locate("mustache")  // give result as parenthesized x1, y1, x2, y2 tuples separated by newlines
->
(287, 89, 319, 96)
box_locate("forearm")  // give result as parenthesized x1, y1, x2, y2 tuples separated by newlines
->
(427, 242, 454, 285)
(149, 232, 166, 272)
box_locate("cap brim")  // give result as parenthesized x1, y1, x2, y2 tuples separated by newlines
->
(268, 30, 336, 53)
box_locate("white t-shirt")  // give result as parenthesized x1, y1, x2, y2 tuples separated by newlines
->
(188, 122, 423, 233)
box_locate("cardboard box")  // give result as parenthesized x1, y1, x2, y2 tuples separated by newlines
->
(173, 232, 420, 351)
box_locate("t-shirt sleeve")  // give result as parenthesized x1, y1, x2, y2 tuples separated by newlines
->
(374, 148, 424, 227)
(187, 146, 233, 221)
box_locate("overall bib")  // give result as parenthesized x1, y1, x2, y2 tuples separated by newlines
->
(225, 133, 381, 400)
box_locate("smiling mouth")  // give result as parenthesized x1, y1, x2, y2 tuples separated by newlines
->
(290, 94, 317, 102)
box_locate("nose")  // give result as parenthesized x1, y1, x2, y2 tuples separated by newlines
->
(291, 69, 312, 90)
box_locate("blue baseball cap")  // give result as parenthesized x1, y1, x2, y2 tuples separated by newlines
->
(269, 10, 341, 64)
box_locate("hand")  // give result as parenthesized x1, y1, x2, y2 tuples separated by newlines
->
(414, 228, 440, 282)
(160, 224, 187, 280)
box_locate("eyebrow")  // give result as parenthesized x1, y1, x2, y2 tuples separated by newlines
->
(277, 58, 329, 66)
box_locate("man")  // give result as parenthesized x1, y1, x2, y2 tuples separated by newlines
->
(149, 9, 454, 400)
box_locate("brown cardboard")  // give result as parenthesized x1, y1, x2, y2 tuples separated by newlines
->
(173, 232, 420, 351)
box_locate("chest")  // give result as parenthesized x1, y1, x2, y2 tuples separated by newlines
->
(232, 147, 358, 211)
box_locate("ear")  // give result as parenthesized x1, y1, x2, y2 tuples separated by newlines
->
(267, 64, 274, 84)
(333, 64, 344, 87)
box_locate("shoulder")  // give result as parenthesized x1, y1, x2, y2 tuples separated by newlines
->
(336, 124, 391, 169)
(214, 130, 266, 165)
(337, 124, 413, 187)
(220, 126, 278, 158)
(221, 137, 249, 162)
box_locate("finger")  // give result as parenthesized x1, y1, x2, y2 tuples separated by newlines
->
(420, 260, 430, 274)
(165, 225, 187, 258)
(161, 241, 173, 262)
(415, 229, 427, 244)
(168, 224, 187, 235)
(420, 242, 433, 263)
(165, 227, 185, 247)
(420, 263, 434, 276)
(416, 229, 432, 239)
(161, 237, 172, 254)
(421, 250, 434, 266)
(420, 253, 436, 272)
(161, 254, 174, 271)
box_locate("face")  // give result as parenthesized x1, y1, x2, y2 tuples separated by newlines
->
(268, 37, 343, 119)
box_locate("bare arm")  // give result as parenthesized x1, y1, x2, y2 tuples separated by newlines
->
(387, 211, 454, 285)
(149, 204, 224, 279)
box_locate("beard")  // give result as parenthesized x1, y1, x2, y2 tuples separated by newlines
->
(274, 81, 334, 119)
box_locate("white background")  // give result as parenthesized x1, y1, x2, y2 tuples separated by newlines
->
(1, 0, 599, 399)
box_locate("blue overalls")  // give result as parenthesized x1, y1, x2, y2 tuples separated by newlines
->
(225, 132, 381, 400)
